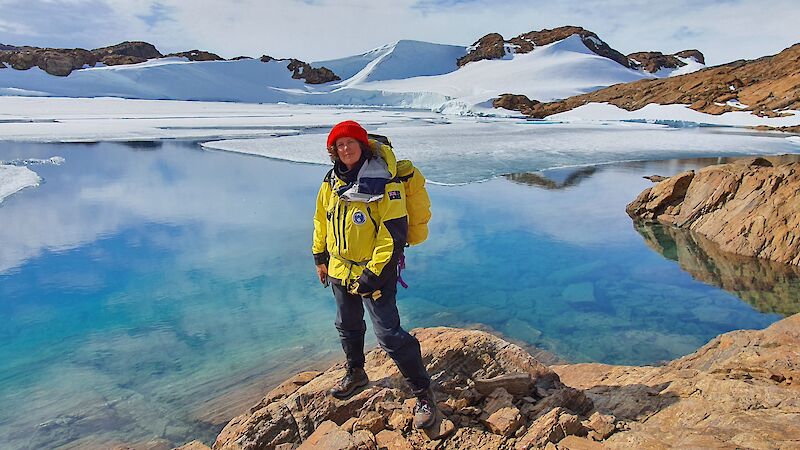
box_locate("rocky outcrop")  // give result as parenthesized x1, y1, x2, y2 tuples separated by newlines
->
(493, 94, 541, 115)
(458, 26, 631, 69)
(675, 49, 705, 64)
(0, 41, 163, 75)
(508, 42, 800, 118)
(627, 158, 800, 266)
(511, 26, 631, 68)
(176, 315, 800, 449)
(286, 59, 340, 84)
(165, 50, 224, 61)
(627, 49, 705, 74)
(457, 33, 507, 67)
(210, 327, 577, 450)
(0, 41, 340, 83)
(92, 41, 163, 65)
(0, 46, 98, 76)
(553, 313, 800, 449)
(260, 55, 340, 84)
(635, 222, 800, 316)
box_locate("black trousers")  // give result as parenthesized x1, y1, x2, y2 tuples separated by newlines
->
(332, 274, 431, 396)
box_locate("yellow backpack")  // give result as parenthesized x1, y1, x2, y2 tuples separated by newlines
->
(369, 134, 431, 246)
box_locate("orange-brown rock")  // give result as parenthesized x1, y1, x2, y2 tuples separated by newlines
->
(258, 55, 340, 84)
(627, 49, 704, 74)
(675, 49, 705, 64)
(92, 41, 162, 65)
(627, 159, 800, 266)
(510, 26, 630, 69)
(0, 41, 164, 75)
(213, 327, 561, 449)
(515, 407, 585, 449)
(752, 124, 800, 133)
(493, 94, 541, 115)
(201, 315, 800, 449)
(0, 46, 98, 76)
(458, 26, 630, 69)
(553, 314, 800, 449)
(515, 43, 800, 118)
(286, 59, 340, 84)
(457, 33, 507, 67)
(173, 441, 212, 450)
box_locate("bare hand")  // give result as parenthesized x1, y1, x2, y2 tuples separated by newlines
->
(316, 264, 328, 285)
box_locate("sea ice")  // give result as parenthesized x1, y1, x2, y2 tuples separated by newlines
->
(203, 119, 800, 184)
(0, 164, 40, 203)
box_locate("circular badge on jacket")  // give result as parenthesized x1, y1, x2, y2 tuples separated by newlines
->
(353, 211, 366, 225)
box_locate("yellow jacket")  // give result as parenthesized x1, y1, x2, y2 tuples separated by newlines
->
(312, 140, 408, 292)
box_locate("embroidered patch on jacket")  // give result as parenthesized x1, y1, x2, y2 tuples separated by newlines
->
(388, 190, 401, 200)
(352, 211, 367, 225)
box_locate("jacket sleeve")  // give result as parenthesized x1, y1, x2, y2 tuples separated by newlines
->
(358, 181, 408, 291)
(312, 181, 330, 265)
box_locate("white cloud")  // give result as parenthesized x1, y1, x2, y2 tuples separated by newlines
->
(0, 0, 797, 65)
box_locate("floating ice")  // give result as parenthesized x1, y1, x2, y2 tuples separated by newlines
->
(0, 164, 40, 203)
(1, 156, 65, 166)
(203, 120, 800, 184)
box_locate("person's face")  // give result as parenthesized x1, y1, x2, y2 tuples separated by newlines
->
(335, 137, 362, 169)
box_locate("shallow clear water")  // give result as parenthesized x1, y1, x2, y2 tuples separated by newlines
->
(1, 141, 798, 449)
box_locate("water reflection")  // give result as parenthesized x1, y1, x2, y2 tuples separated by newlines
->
(504, 166, 599, 190)
(635, 223, 800, 316)
(0, 141, 793, 449)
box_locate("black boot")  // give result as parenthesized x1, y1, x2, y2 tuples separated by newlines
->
(413, 386, 437, 429)
(329, 366, 369, 400)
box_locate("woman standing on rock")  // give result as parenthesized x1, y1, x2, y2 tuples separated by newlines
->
(312, 120, 436, 429)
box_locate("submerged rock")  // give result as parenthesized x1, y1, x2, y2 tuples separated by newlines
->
(173, 315, 800, 449)
(627, 160, 800, 266)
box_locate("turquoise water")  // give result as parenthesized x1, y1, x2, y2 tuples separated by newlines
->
(1, 141, 797, 449)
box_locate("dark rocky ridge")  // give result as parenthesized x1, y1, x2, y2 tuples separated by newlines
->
(261, 55, 340, 84)
(627, 49, 705, 73)
(0, 41, 341, 83)
(165, 50, 224, 61)
(458, 26, 632, 69)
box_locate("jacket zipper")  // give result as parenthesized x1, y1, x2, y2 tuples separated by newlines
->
(342, 202, 349, 250)
(366, 205, 378, 232)
(334, 199, 341, 254)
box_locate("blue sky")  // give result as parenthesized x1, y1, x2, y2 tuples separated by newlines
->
(0, 0, 797, 65)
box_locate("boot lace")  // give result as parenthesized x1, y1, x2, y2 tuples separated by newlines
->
(415, 398, 433, 414)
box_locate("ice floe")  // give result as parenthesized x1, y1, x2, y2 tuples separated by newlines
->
(0, 164, 40, 204)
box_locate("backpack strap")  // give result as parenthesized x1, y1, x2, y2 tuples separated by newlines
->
(324, 168, 336, 190)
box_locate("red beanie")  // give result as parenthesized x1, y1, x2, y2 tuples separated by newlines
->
(327, 120, 370, 149)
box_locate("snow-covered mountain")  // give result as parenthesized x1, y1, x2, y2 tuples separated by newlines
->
(0, 31, 705, 114)
(314, 39, 466, 83)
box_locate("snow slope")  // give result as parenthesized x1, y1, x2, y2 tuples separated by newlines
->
(314, 39, 466, 83)
(0, 36, 649, 112)
(359, 35, 653, 112)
